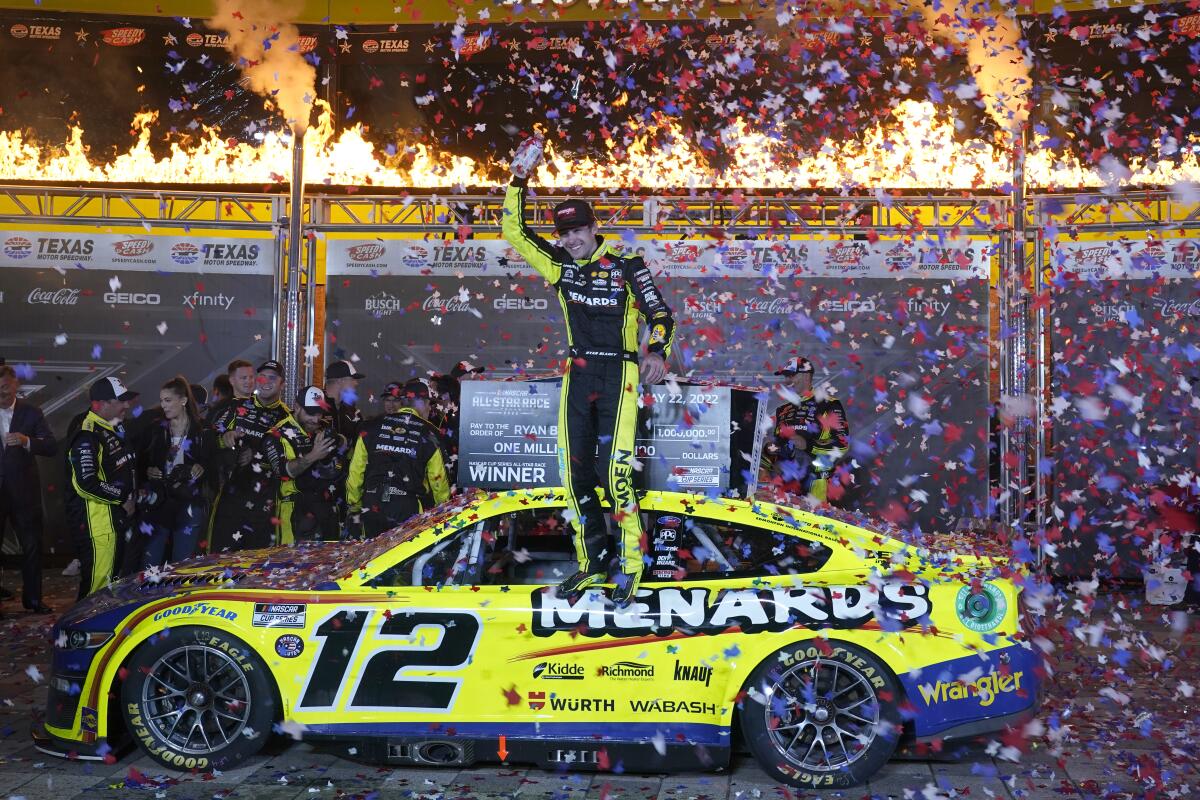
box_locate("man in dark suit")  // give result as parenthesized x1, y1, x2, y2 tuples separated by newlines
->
(0, 365, 58, 614)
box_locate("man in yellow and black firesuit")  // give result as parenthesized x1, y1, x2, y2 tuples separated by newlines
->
(346, 379, 450, 538)
(501, 136, 675, 608)
(66, 377, 138, 599)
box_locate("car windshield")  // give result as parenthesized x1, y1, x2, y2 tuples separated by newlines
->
(327, 490, 487, 581)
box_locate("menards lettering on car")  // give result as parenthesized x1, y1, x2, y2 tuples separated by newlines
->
(918, 671, 1025, 707)
(530, 584, 931, 638)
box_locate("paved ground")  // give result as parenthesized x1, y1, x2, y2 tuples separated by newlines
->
(0, 573, 1195, 799)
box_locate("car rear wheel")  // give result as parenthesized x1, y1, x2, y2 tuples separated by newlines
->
(740, 640, 900, 789)
(120, 626, 276, 771)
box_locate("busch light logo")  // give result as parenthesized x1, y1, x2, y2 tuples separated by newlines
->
(401, 244, 428, 268)
(365, 291, 403, 316)
(171, 242, 200, 265)
(348, 243, 385, 262)
(3, 236, 32, 259)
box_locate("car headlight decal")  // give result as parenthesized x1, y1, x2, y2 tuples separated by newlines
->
(63, 630, 114, 650)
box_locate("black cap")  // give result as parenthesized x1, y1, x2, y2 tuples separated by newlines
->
(774, 357, 814, 376)
(450, 360, 485, 379)
(90, 376, 138, 402)
(553, 199, 596, 233)
(325, 359, 365, 380)
(257, 360, 283, 375)
(382, 381, 403, 399)
(190, 384, 209, 406)
(399, 378, 430, 400)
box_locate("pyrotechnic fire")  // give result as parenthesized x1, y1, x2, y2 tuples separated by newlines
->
(0, 99, 1197, 190)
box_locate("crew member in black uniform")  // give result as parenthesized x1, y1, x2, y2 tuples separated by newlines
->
(280, 386, 348, 542)
(207, 360, 297, 551)
(502, 136, 675, 607)
(67, 377, 138, 599)
(324, 359, 365, 441)
(768, 357, 850, 503)
(346, 379, 450, 538)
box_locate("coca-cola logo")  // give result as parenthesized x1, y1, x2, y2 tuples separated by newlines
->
(27, 288, 82, 305)
(3, 236, 32, 259)
(348, 243, 385, 262)
(745, 297, 801, 315)
(171, 242, 200, 265)
(422, 294, 476, 313)
(113, 239, 154, 257)
(1155, 298, 1200, 317)
(101, 27, 145, 47)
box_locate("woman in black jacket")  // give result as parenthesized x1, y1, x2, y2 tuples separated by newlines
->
(137, 376, 212, 568)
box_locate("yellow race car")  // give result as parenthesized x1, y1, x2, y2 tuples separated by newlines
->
(35, 489, 1042, 788)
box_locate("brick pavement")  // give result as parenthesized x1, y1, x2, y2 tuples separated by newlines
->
(0, 572, 1194, 799)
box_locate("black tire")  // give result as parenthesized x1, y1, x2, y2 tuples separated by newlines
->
(740, 640, 901, 789)
(120, 626, 277, 771)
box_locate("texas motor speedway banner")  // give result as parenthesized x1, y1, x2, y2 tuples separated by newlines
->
(325, 234, 992, 531)
(1047, 237, 1200, 579)
(0, 226, 276, 555)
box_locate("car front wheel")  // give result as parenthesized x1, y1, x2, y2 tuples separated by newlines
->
(740, 640, 901, 789)
(120, 626, 276, 771)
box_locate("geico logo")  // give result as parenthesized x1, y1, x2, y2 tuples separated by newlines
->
(104, 292, 161, 305)
(818, 299, 876, 313)
(917, 671, 1024, 708)
(565, 291, 617, 307)
(493, 296, 548, 310)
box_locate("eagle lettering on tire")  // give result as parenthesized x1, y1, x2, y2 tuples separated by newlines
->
(740, 641, 901, 788)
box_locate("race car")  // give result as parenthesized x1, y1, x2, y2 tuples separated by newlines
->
(35, 488, 1042, 788)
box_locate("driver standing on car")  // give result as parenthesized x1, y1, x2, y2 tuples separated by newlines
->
(502, 135, 675, 607)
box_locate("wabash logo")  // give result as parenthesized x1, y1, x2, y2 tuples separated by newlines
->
(170, 242, 201, 265)
(348, 243, 385, 262)
(3, 236, 32, 260)
(113, 239, 154, 258)
(101, 27, 145, 46)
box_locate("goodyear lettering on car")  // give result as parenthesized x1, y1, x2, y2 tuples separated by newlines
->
(531, 584, 931, 637)
(151, 602, 239, 623)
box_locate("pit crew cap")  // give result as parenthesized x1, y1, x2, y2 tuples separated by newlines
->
(553, 199, 596, 233)
(774, 357, 814, 376)
(325, 359, 365, 380)
(90, 376, 138, 402)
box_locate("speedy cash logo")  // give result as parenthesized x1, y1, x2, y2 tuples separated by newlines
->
(3, 236, 32, 259)
(348, 243, 385, 262)
(663, 243, 701, 264)
(826, 242, 869, 271)
(101, 27, 146, 46)
(112, 238, 154, 258)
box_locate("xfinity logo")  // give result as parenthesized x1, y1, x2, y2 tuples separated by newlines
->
(104, 292, 161, 305)
(182, 292, 235, 310)
(906, 299, 950, 316)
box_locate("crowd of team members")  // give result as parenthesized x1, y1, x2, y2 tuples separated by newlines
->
(66, 358, 471, 599)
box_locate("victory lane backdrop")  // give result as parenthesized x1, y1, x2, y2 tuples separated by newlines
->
(324, 235, 991, 533)
(0, 228, 275, 558)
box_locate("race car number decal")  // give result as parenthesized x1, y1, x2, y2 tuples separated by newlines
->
(298, 609, 482, 711)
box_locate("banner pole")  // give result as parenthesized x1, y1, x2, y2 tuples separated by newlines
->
(282, 129, 305, 403)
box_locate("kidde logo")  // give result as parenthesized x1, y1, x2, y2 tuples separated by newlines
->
(532, 662, 584, 680)
(171, 242, 200, 265)
(104, 292, 160, 305)
(28, 288, 82, 305)
(101, 27, 146, 46)
(348, 243, 385, 262)
(493, 295, 548, 311)
(113, 239, 154, 257)
(3, 236, 32, 259)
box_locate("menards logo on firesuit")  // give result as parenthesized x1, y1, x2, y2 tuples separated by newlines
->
(530, 584, 931, 638)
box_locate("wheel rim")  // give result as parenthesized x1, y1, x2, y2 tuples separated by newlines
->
(762, 656, 881, 773)
(140, 644, 252, 755)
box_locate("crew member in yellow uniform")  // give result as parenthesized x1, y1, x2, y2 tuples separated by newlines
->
(66, 377, 138, 599)
(502, 136, 675, 607)
(346, 380, 450, 538)
(769, 357, 849, 503)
